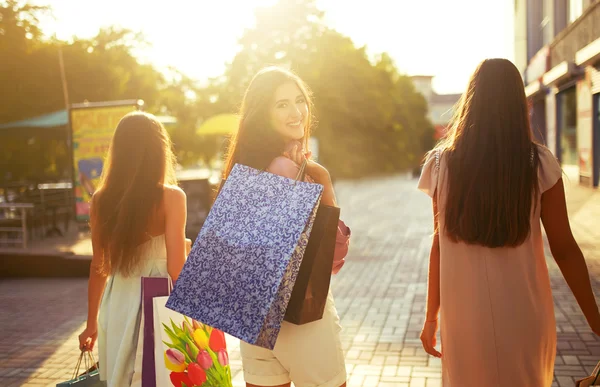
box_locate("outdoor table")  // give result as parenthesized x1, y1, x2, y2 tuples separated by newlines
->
(37, 182, 72, 237)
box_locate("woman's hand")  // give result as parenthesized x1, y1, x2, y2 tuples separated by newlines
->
(78, 324, 98, 351)
(283, 141, 336, 205)
(420, 319, 442, 358)
(283, 141, 330, 182)
(283, 141, 304, 166)
(305, 159, 330, 184)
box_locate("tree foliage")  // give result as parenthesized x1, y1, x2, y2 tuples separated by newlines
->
(192, 0, 434, 178)
(0, 0, 434, 182)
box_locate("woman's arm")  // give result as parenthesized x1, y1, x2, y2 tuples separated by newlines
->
(541, 178, 600, 335)
(269, 155, 351, 274)
(282, 142, 337, 206)
(79, 196, 109, 351)
(331, 221, 351, 274)
(420, 194, 442, 358)
(164, 186, 187, 283)
(425, 195, 441, 322)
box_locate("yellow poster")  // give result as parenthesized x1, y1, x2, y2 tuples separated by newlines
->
(72, 105, 136, 221)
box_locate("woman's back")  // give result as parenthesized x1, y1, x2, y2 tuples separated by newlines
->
(96, 183, 189, 386)
(417, 59, 599, 387)
(79, 112, 188, 387)
(419, 144, 562, 386)
(97, 191, 171, 387)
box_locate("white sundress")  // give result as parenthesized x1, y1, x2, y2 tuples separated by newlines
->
(97, 234, 168, 387)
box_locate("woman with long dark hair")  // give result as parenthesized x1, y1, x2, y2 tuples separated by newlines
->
(223, 66, 350, 387)
(418, 58, 600, 386)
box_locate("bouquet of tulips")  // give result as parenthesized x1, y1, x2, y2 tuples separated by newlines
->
(162, 316, 232, 387)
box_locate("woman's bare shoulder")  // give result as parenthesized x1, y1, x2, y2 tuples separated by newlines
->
(162, 185, 186, 205)
(267, 156, 299, 179)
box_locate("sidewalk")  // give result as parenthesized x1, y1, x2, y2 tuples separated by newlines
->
(0, 175, 598, 387)
(563, 173, 600, 257)
(550, 175, 600, 387)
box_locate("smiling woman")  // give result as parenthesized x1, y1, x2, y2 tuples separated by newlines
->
(270, 82, 309, 141)
(221, 66, 314, 177)
(216, 65, 350, 387)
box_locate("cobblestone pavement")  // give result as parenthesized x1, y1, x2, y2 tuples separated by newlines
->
(0, 176, 598, 386)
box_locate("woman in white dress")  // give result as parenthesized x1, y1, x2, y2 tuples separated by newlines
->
(78, 112, 189, 386)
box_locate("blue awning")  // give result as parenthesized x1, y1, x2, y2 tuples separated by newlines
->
(0, 110, 69, 129)
(0, 110, 177, 130)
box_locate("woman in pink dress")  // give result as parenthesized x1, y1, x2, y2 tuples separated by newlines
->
(418, 58, 600, 386)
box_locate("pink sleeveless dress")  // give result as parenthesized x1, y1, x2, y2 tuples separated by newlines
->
(418, 145, 562, 387)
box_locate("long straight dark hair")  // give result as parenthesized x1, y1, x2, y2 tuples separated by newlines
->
(435, 58, 539, 248)
(222, 66, 314, 180)
(93, 112, 177, 275)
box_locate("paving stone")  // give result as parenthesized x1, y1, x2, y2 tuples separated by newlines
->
(2, 176, 598, 386)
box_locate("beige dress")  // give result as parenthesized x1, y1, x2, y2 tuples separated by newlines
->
(418, 145, 562, 387)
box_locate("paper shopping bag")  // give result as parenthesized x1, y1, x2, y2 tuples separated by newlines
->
(153, 296, 232, 387)
(576, 361, 600, 387)
(166, 163, 323, 349)
(140, 277, 172, 387)
(284, 204, 339, 324)
(56, 351, 105, 386)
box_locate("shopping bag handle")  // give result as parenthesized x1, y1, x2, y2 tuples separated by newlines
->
(592, 360, 600, 384)
(294, 158, 308, 184)
(72, 350, 97, 380)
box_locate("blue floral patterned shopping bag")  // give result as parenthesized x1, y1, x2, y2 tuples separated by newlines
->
(166, 163, 322, 349)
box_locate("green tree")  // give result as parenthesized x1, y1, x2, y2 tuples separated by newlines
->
(0, 2, 169, 182)
(0, 1, 164, 124)
(201, 0, 434, 178)
(0, 0, 52, 123)
(0, 0, 435, 182)
(0, 0, 47, 51)
(61, 27, 164, 110)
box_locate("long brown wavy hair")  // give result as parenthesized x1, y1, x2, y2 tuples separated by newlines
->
(92, 112, 177, 275)
(222, 66, 314, 180)
(434, 58, 539, 248)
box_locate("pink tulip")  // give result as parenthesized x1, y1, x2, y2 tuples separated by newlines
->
(218, 349, 229, 366)
(192, 319, 202, 330)
(182, 320, 194, 336)
(197, 350, 213, 370)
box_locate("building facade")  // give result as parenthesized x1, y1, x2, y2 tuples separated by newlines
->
(517, 0, 600, 187)
(410, 75, 461, 140)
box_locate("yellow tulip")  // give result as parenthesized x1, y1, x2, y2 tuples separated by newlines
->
(192, 320, 214, 337)
(193, 329, 209, 350)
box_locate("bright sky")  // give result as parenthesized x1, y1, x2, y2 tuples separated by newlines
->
(35, 0, 514, 95)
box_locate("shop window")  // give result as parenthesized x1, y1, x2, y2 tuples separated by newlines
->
(559, 87, 577, 165)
